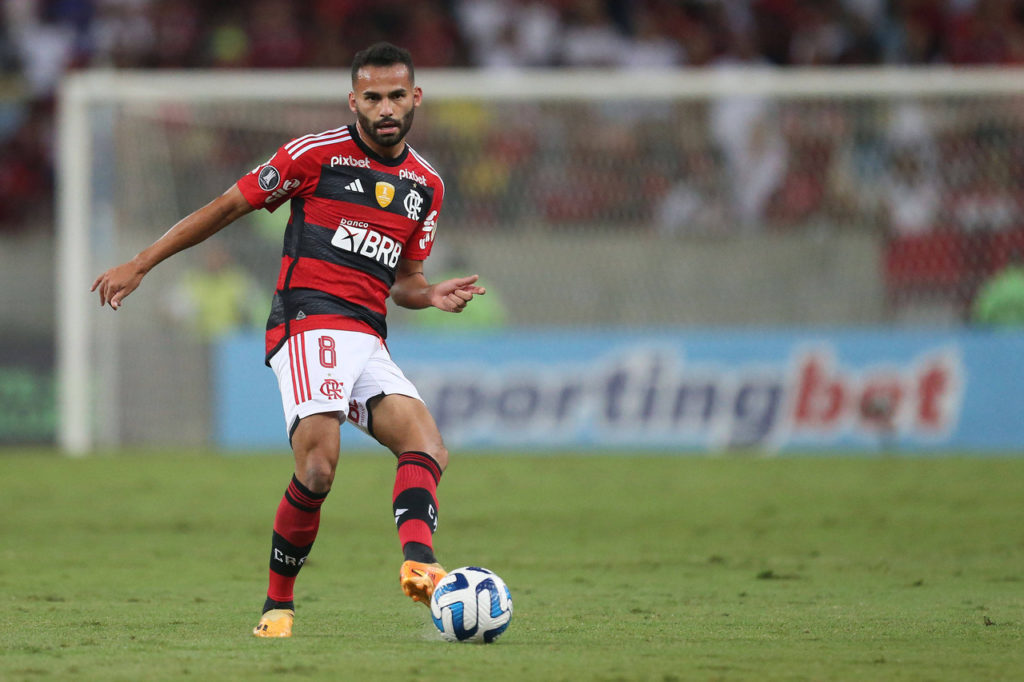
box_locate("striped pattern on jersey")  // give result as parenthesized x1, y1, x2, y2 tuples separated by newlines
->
(285, 126, 351, 159)
(236, 124, 445, 365)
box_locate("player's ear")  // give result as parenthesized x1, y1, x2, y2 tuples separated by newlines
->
(413, 86, 423, 108)
(348, 91, 357, 113)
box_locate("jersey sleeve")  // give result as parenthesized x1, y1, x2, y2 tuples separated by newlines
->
(403, 179, 444, 261)
(236, 142, 317, 213)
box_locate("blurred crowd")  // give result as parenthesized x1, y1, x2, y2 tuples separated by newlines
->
(2, 0, 1024, 239)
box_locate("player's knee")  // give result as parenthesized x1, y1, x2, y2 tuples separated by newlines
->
(430, 445, 449, 472)
(292, 414, 340, 492)
(294, 439, 338, 493)
(301, 452, 337, 493)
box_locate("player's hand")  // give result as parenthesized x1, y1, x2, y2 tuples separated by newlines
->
(91, 260, 146, 310)
(430, 274, 486, 313)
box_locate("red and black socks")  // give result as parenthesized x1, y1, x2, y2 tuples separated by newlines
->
(264, 475, 328, 613)
(392, 451, 442, 563)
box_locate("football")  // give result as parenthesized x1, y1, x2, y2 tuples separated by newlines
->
(430, 566, 513, 643)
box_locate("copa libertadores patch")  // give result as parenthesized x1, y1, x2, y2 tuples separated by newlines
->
(258, 165, 281, 191)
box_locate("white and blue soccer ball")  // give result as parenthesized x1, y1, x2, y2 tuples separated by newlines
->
(430, 566, 513, 643)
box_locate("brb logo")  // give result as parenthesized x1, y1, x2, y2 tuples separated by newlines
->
(331, 217, 403, 268)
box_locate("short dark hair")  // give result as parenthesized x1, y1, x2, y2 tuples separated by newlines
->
(351, 42, 415, 85)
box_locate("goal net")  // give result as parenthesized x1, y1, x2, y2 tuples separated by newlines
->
(57, 67, 1024, 453)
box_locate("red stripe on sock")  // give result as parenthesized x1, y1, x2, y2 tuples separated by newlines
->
(392, 462, 440, 504)
(398, 519, 434, 547)
(267, 571, 296, 603)
(287, 479, 326, 510)
(394, 451, 442, 486)
(274, 491, 322, 546)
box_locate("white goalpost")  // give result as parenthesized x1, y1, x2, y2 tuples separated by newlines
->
(57, 67, 1024, 454)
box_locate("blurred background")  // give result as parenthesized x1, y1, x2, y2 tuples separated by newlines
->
(2, 0, 1023, 453)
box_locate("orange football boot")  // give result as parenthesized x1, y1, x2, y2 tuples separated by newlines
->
(400, 561, 447, 605)
(253, 608, 294, 638)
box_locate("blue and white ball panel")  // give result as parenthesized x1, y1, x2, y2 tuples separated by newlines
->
(430, 566, 513, 643)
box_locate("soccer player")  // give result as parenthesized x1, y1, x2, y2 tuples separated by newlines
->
(91, 42, 484, 638)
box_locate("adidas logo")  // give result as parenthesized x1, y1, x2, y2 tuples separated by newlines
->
(344, 179, 364, 193)
(296, 311, 306, 320)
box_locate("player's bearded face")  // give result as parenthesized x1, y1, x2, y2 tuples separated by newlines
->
(358, 106, 415, 148)
(351, 64, 420, 153)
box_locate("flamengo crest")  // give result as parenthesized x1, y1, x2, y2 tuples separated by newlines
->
(404, 188, 423, 220)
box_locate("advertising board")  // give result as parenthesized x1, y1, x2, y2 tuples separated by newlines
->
(215, 329, 1023, 453)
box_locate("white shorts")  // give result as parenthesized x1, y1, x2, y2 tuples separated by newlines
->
(268, 329, 423, 439)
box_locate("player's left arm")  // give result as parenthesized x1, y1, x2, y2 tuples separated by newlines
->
(390, 258, 486, 313)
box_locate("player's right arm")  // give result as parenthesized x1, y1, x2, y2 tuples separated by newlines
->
(91, 185, 253, 310)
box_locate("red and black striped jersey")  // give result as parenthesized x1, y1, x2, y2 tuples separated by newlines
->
(236, 124, 444, 363)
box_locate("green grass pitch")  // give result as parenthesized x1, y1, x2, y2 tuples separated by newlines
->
(1, 450, 1022, 681)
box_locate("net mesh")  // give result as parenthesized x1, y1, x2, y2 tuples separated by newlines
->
(80, 78, 1024, 446)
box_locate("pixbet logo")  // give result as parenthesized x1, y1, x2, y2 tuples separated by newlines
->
(400, 168, 428, 186)
(330, 154, 370, 168)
